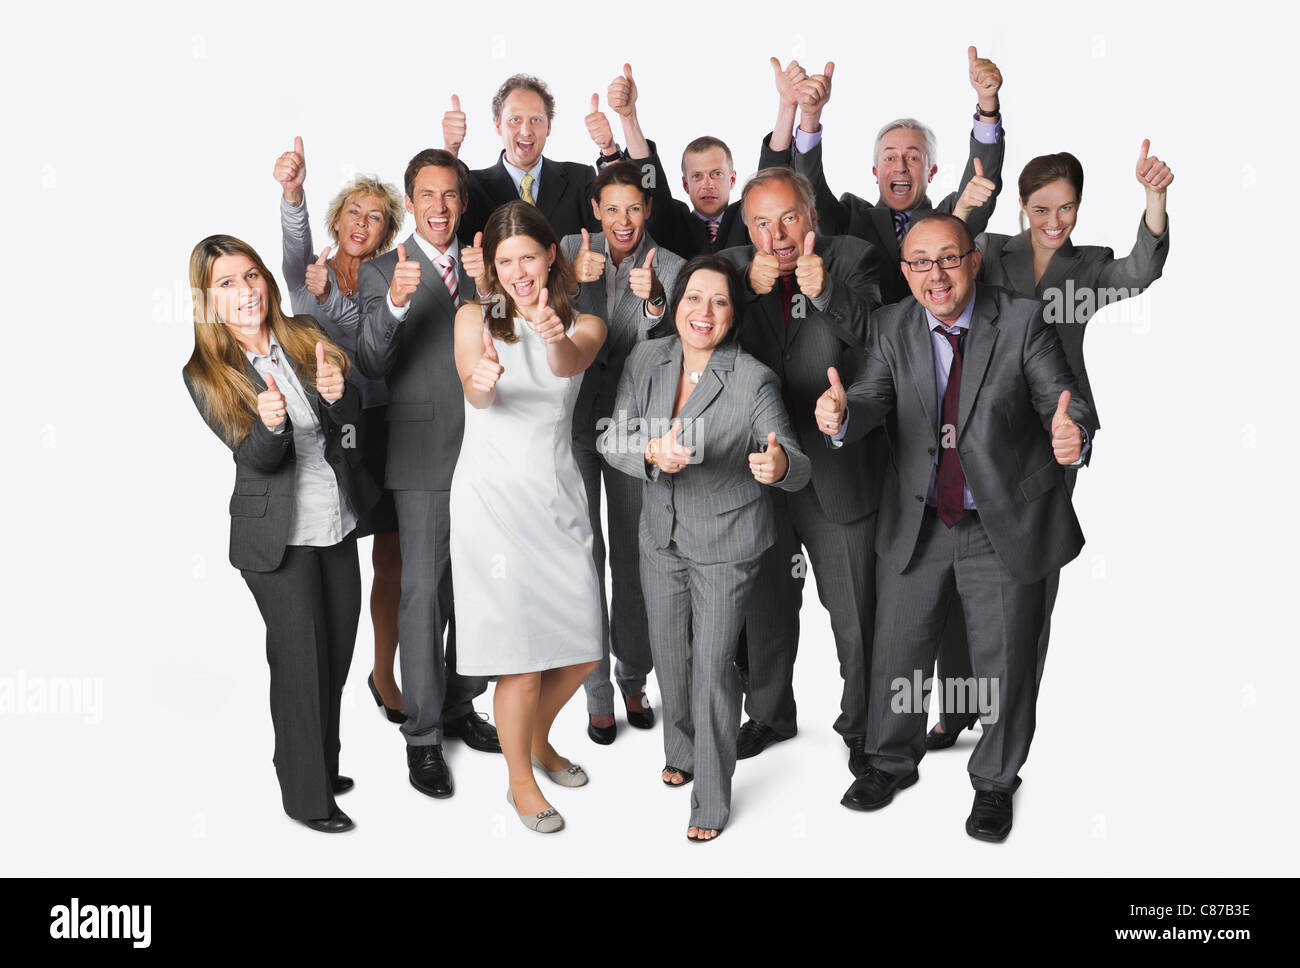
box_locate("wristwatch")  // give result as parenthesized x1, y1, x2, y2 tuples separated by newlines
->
(648, 293, 666, 310)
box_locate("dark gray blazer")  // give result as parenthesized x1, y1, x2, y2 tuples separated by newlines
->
(355, 233, 477, 491)
(598, 338, 811, 565)
(456, 152, 601, 247)
(559, 230, 685, 441)
(717, 234, 885, 523)
(786, 128, 1006, 305)
(841, 285, 1097, 585)
(976, 215, 1170, 428)
(183, 325, 379, 573)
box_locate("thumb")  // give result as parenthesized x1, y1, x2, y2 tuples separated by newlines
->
(827, 365, 843, 390)
(315, 341, 326, 367)
(668, 418, 683, 441)
(1139, 138, 1151, 163)
(580, 228, 591, 250)
(482, 329, 497, 356)
(642, 247, 656, 269)
(759, 224, 773, 255)
(623, 62, 633, 80)
(824, 61, 835, 79)
(451, 94, 461, 112)
(474, 231, 483, 248)
(803, 231, 815, 256)
(766, 431, 779, 450)
(316, 245, 330, 266)
(397, 243, 407, 262)
(590, 93, 599, 113)
(968, 45, 978, 64)
(770, 56, 782, 75)
(1055, 390, 1072, 419)
(294, 135, 304, 157)
(264, 371, 279, 392)
(538, 287, 549, 312)
(973, 157, 984, 179)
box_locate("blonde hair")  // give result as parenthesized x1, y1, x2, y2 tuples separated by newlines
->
(323, 175, 404, 255)
(183, 235, 348, 446)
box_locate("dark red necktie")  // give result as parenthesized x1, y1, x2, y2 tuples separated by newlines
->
(935, 327, 965, 527)
(780, 274, 796, 330)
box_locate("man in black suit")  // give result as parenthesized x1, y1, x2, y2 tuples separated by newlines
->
(357, 149, 500, 801)
(820, 212, 1096, 841)
(716, 167, 885, 777)
(442, 75, 604, 246)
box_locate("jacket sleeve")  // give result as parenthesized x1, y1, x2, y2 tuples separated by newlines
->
(1094, 214, 1170, 292)
(938, 126, 1007, 236)
(810, 240, 883, 348)
(842, 329, 898, 444)
(790, 134, 849, 237)
(1022, 303, 1097, 451)
(750, 366, 811, 492)
(355, 258, 402, 379)
(183, 368, 293, 475)
(597, 343, 658, 481)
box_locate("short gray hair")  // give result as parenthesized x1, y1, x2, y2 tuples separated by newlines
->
(740, 167, 818, 228)
(874, 118, 938, 169)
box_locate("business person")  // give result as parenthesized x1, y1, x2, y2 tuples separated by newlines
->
(272, 136, 409, 724)
(715, 167, 885, 778)
(443, 75, 603, 246)
(561, 161, 685, 745)
(928, 142, 1173, 748)
(182, 235, 379, 833)
(774, 48, 1007, 305)
(356, 148, 500, 803)
(451, 201, 606, 833)
(599, 255, 811, 842)
(601, 62, 791, 259)
(818, 212, 1096, 841)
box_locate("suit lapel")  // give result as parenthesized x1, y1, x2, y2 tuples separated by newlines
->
(487, 154, 520, 207)
(675, 342, 733, 431)
(999, 232, 1039, 298)
(900, 299, 939, 434)
(650, 339, 679, 426)
(534, 156, 565, 224)
(870, 206, 901, 264)
(402, 233, 455, 315)
(1033, 238, 1081, 298)
(956, 288, 999, 438)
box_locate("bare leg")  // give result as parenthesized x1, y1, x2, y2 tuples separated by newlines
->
(494, 672, 549, 816)
(534, 660, 600, 770)
(370, 531, 402, 709)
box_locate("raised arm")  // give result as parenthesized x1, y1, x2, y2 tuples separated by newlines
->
(454, 302, 503, 409)
(942, 48, 1006, 234)
(748, 367, 811, 492)
(532, 289, 606, 378)
(607, 64, 649, 161)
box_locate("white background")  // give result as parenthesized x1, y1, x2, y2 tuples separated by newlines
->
(2, 0, 1292, 876)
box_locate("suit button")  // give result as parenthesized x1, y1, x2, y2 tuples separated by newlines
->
(927, 446, 936, 456)
(915, 494, 923, 502)
(665, 504, 672, 512)
(784, 353, 793, 362)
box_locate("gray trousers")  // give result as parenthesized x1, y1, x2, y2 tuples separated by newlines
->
(868, 509, 1044, 793)
(574, 428, 653, 715)
(641, 539, 762, 831)
(738, 488, 875, 741)
(393, 489, 486, 745)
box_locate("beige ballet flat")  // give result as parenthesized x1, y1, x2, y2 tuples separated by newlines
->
(531, 754, 589, 788)
(506, 788, 565, 833)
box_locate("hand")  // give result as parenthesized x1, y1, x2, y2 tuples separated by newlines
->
(748, 431, 789, 485)
(273, 135, 306, 205)
(815, 366, 847, 436)
(471, 328, 504, 393)
(650, 418, 694, 474)
(607, 63, 638, 118)
(795, 61, 834, 113)
(628, 248, 659, 301)
(573, 228, 606, 283)
(460, 231, 486, 289)
(585, 94, 616, 154)
(1135, 139, 1174, 193)
(770, 56, 807, 108)
(443, 95, 466, 155)
(968, 46, 1002, 113)
(315, 341, 344, 403)
(749, 225, 781, 294)
(953, 157, 997, 220)
(389, 243, 421, 308)
(257, 372, 287, 430)
(304, 246, 331, 302)
(1052, 390, 1083, 465)
(794, 231, 824, 299)
(532, 288, 566, 344)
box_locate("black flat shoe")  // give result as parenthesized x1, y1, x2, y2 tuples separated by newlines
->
(299, 808, 354, 833)
(965, 790, 1013, 843)
(846, 736, 869, 778)
(736, 720, 790, 760)
(840, 767, 919, 812)
(407, 744, 454, 799)
(661, 765, 694, 786)
(925, 714, 978, 750)
(443, 711, 502, 753)
(588, 716, 616, 745)
(622, 692, 655, 730)
(368, 673, 407, 725)
(332, 775, 354, 795)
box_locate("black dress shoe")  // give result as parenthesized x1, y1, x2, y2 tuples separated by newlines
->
(965, 790, 1013, 842)
(846, 736, 869, 777)
(736, 720, 790, 760)
(367, 673, 407, 725)
(331, 775, 354, 795)
(587, 717, 616, 745)
(300, 808, 354, 833)
(925, 714, 977, 750)
(443, 712, 501, 753)
(622, 692, 655, 730)
(407, 744, 454, 799)
(840, 767, 919, 811)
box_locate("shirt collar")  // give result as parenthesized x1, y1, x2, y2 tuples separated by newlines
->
(924, 286, 977, 334)
(692, 208, 722, 225)
(410, 232, 456, 267)
(244, 331, 283, 364)
(501, 154, 543, 191)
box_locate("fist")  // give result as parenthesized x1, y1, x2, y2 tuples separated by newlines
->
(390, 243, 421, 308)
(257, 372, 287, 430)
(1135, 139, 1174, 193)
(968, 46, 1002, 106)
(1052, 390, 1083, 465)
(607, 63, 638, 118)
(815, 366, 847, 436)
(315, 341, 344, 403)
(794, 231, 824, 299)
(627, 248, 659, 302)
(532, 289, 566, 344)
(460, 232, 486, 287)
(954, 157, 996, 220)
(795, 62, 834, 113)
(443, 95, 466, 153)
(472, 328, 504, 393)
(574, 228, 606, 283)
(304, 246, 331, 301)
(650, 418, 694, 474)
(749, 225, 781, 294)
(748, 431, 789, 485)
(585, 94, 615, 153)
(273, 136, 306, 203)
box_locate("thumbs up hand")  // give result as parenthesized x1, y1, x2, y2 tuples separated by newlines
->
(1135, 139, 1174, 193)
(749, 430, 789, 485)
(315, 340, 344, 403)
(304, 246, 332, 301)
(585, 93, 616, 154)
(815, 366, 848, 436)
(749, 224, 781, 294)
(649, 418, 694, 474)
(794, 230, 825, 298)
(968, 46, 1003, 113)
(628, 248, 661, 302)
(471, 328, 505, 393)
(1052, 390, 1083, 465)
(443, 95, 466, 156)
(273, 135, 306, 205)
(390, 243, 421, 308)
(574, 228, 606, 283)
(607, 63, 638, 118)
(460, 231, 486, 290)
(953, 156, 997, 221)
(771, 57, 808, 108)
(257, 371, 288, 430)
(533, 288, 566, 344)
(795, 61, 834, 114)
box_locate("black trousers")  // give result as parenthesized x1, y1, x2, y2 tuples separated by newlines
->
(242, 537, 360, 820)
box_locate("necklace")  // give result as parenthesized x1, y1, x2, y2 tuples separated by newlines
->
(329, 258, 356, 297)
(683, 361, 703, 384)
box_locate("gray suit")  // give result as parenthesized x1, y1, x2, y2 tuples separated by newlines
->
(356, 235, 486, 746)
(560, 230, 685, 715)
(840, 285, 1096, 792)
(599, 337, 811, 830)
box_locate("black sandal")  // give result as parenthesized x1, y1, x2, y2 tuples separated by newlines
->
(661, 765, 694, 786)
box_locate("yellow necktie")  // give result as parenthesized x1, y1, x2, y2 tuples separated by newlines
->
(520, 173, 536, 205)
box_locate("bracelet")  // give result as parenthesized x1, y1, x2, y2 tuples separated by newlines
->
(976, 101, 1000, 120)
(645, 437, 659, 467)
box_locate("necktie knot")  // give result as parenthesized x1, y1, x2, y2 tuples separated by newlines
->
(520, 173, 536, 205)
(437, 254, 460, 307)
(893, 209, 910, 247)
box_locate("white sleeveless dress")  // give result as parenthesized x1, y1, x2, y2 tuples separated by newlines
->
(450, 315, 603, 676)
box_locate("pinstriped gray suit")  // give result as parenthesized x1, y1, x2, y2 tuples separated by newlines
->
(599, 336, 811, 831)
(560, 230, 685, 715)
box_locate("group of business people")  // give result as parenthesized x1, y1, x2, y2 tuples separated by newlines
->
(182, 48, 1172, 843)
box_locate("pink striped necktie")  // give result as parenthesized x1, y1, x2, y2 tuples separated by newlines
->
(436, 254, 459, 307)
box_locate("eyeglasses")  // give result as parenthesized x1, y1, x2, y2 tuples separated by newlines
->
(902, 248, 976, 273)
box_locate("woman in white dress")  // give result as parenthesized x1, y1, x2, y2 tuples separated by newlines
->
(450, 201, 608, 833)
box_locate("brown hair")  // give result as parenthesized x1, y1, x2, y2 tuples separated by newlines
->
(680, 136, 733, 174)
(740, 167, 818, 229)
(324, 175, 404, 255)
(183, 235, 348, 446)
(478, 201, 577, 343)
(1018, 152, 1084, 203)
(403, 148, 468, 202)
(592, 160, 652, 206)
(491, 75, 556, 123)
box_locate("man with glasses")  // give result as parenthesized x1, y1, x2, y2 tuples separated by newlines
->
(816, 212, 1096, 842)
